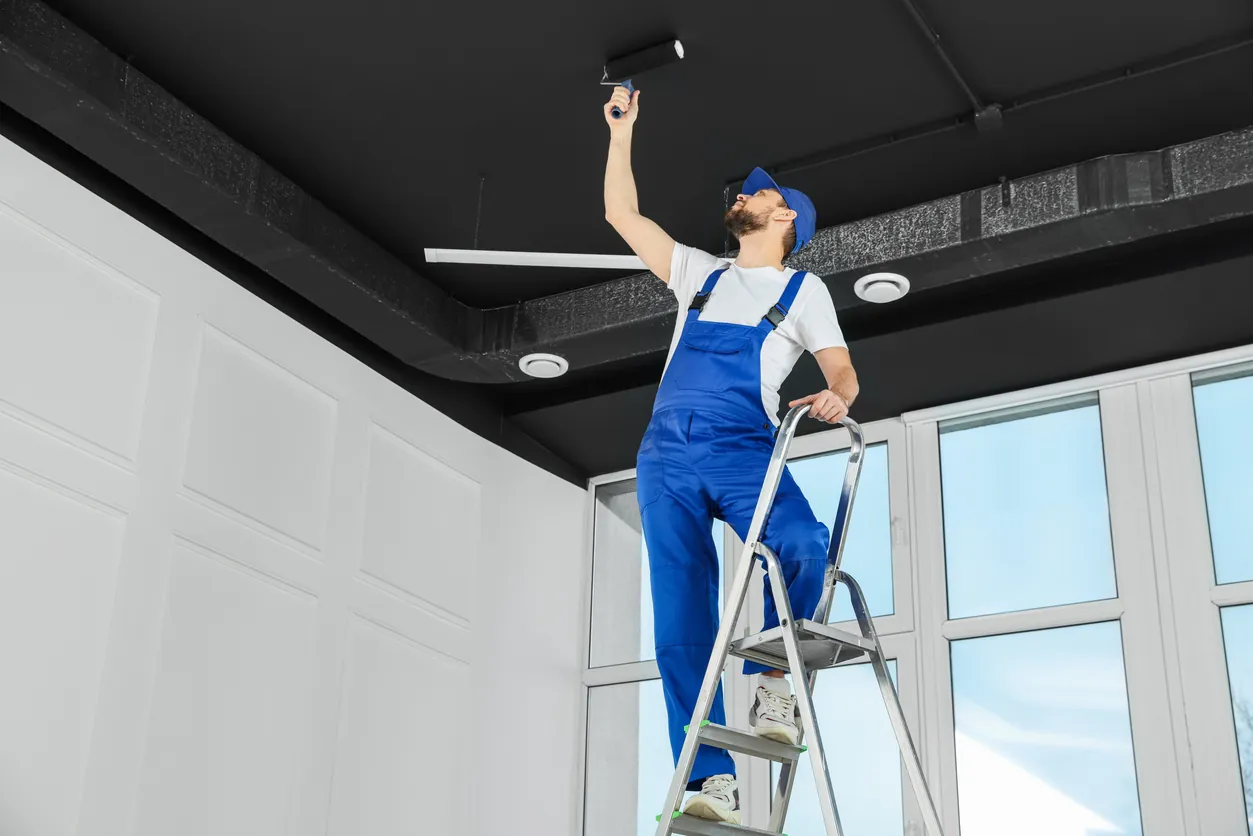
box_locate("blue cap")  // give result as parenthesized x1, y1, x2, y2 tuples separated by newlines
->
(742, 167, 816, 255)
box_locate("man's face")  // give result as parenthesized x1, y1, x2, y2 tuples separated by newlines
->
(724, 188, 787, 239)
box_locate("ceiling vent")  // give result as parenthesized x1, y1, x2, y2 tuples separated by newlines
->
(854, 272, 910, 303)
(519, 353, 569, 379)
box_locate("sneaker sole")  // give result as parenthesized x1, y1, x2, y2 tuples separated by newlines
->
(682, 797, 742, 825)
(752, 724, 800, 746)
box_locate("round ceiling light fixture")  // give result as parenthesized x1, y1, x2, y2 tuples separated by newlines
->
(854, 272, 910, 303)
(519, 352, 569, 379)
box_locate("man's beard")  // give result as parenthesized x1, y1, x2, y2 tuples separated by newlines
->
(724, 204, 768, 240)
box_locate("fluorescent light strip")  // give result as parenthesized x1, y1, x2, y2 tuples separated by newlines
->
(424, 248, 646, 270)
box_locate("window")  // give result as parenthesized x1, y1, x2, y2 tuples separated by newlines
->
(589, 479, 724, 667)
(939, 400, 1117, 619)
(584, 676, 730, 836)
(950, 622, 1142, 836)
(584, 679, 671, 836)
(788, 443, 893, 622)
(1219, 605, 1253, 832)
(1193, 372, 1253, 585)
(769, 660, 903, 835)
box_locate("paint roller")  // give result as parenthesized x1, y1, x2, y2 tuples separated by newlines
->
(601, 39, 684, 119)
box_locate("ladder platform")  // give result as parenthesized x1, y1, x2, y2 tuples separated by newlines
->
(691, 721, 805, 763)
(730, 619, 873, 672)
(668, 814, 786, 836)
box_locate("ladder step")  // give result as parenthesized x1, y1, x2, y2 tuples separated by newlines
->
(729, 619, 874, 673)
(694, 721, 805, 763)
(668, 813, 785, 836)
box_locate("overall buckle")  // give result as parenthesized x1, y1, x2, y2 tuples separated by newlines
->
(762, 304, 787, 328)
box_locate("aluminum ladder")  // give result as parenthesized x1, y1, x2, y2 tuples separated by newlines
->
(652, 406, 945, 836)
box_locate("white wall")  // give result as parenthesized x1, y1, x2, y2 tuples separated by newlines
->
(0, 133, 586, 836)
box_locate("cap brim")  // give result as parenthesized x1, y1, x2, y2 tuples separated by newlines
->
(742, 167, 786, 204)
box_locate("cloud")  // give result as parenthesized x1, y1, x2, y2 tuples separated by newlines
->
(956, 731, 1124, 836)
(956, 696, 1131, 753)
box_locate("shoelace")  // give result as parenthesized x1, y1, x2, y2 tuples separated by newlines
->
(757, 686, 795, 721)
(702, 774, 736, 803)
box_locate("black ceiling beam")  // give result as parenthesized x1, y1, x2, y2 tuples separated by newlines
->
(4, 0, 1253, 391)
(487, 125, 1253, 386)
(501, 212, 1253, 417)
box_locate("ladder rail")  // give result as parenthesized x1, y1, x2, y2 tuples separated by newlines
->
(810, 419, 866, 628)
(763, 545, 845, 836)
(768, 413, 864, 829)
(653, 405, 815, 835)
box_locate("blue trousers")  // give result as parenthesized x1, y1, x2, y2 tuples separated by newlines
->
(636, 408, 831, 788)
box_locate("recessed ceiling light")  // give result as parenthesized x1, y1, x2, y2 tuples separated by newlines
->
(854, 272, 910, 303)
(519, 352, 568, 379)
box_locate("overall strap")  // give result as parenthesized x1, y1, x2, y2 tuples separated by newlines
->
(686, 267, 729, 321)
(758, 270, 808, 332)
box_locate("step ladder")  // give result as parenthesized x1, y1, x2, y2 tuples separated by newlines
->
(652, 407, 946, 836)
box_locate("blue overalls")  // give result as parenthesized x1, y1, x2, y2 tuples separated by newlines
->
(636, 266, 832, 789)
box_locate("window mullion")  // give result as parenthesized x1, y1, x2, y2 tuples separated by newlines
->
(906, 420, 961, 836)
(1099, 382, 1191, 835)
(1144, 373, 1249, 835)
(886, 419, 916, 636)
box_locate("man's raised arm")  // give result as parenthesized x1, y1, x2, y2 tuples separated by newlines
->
(602, 86, 676, 284)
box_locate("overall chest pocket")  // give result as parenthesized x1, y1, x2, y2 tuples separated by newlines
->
(672, 329, 756, 392)
(680, 330, 750, 354)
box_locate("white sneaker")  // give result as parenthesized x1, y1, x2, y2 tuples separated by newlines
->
(750, 676, 801, 745)
(681, 774, 741, 824)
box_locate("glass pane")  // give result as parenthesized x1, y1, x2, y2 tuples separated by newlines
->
(789, 442, 893, 622)
(590, 479, 724, 667)
(1219, 604, 1253, 833)
(584, 679, 670, 836)
(951, 621, 1142, 836)
(770, 660, 902, 835)
(584, 678, 726, 836)
(940, 402, 1116, 619)
(1193, 373, 1253, 585)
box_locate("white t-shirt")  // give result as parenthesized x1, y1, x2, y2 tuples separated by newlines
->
(663, 243, 847, 424)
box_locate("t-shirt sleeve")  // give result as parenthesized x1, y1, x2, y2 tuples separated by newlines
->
(793, 277, 847, 353)
(668, 243, 724, 308)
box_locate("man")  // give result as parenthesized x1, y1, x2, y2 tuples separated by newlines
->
(602, 84, 859, 824)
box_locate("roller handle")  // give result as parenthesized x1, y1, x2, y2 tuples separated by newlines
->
(610, 79, 635, 119)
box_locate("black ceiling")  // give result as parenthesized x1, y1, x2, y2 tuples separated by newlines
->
(3, 0, 1253, 486)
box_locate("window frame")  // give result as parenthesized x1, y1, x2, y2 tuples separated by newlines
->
(905, 343, 1253, 836)
(910, 388, 1191, 836)
(576, 339, 1253, 836)
(932, 391, 1119, 621)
